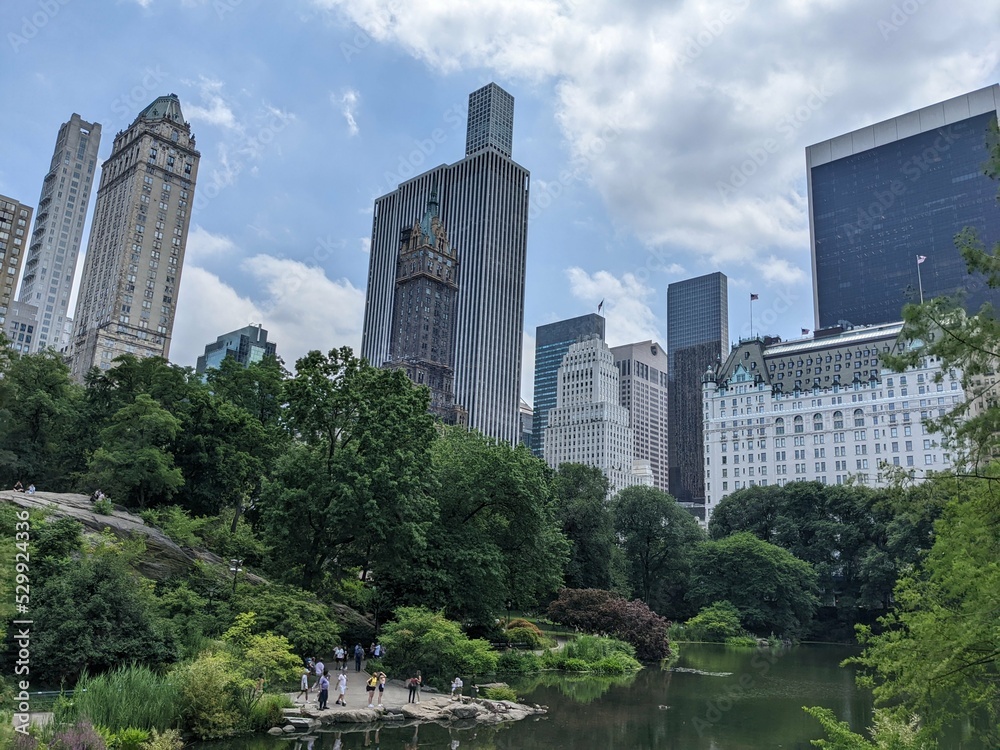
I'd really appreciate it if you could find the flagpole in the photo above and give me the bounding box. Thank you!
[916,256,924,304]
[750,295,754,339]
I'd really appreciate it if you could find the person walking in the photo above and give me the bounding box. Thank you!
[407,671,422,703]
[296,666,311,704]
[315,658,326,680]
[335,645,346,670]
[336,670,348,706]
[318,671,330,710]
[354,643,364,672]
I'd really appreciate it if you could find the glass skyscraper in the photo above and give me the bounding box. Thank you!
[531,313,606,458]
[362,83,529,444]
[667,272,728,507]
[808,84,1000,329]
[195,324,277,375]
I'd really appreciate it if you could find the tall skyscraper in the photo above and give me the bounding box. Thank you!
[531,313,606,457]
[362,83,529,443]
[667,272,728,507]
[808,84,1000,329]
[544,336,651,498]
[195,324,277,375]
[69,94,199,381]
[17,114,101,352]
[612,340,669,492]
[383,188,465,425]
[0,195,33,331]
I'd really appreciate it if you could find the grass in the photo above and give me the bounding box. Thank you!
[73,664,181,731]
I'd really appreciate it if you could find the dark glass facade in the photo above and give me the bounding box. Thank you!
[812,111,1000,328]
[530,313,606,458]
[667,272,728,504]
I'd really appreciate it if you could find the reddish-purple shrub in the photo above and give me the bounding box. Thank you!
[548,588,672,661]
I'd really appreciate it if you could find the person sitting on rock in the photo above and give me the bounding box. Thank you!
[13,481,24,492]
[26,484,35,494]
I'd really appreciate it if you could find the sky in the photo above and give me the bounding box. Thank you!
[1,0,998,404]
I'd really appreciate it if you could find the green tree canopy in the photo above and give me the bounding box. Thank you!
[689,532,819,637]
[613,485,704,619]
[552,463,616,590]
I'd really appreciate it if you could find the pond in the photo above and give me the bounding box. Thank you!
[193,643,983,749]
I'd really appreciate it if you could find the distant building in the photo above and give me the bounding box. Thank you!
[0,195,33,332]
[612,340,669,493]
[531,313,606,457]
[519,398,533,447]
[196,324,277,374]
[383,187,465,425]
[544,335,652,498]
[4,300,39,355]
[808,84,1000,329]
[18,114,101,352]
[69,94,200,381]
[362,82,529,444]
[667,272,728,508]
[702,322,964,524]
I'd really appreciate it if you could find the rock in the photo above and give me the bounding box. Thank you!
[281,724,297,733]
[267,727,284,735]
[449,704,481,720]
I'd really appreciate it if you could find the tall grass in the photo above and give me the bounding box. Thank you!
[74,665,180,731]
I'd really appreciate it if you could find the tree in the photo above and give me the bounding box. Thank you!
[261,347,437,591]
[87,393,184,507]
[613,486,704,619]
[552,463,616,590]
[379,427,568,627]
[683,601,744,642]
[689,532,819,637]
[545,588,672,660]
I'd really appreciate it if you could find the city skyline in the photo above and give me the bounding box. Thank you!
[0,1,998,403]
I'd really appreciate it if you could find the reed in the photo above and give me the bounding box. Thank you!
[74,665,180,731]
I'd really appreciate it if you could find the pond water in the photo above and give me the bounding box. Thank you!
[194,644,983,749]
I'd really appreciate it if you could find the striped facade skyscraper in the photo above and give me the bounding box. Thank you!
[70,95,199,381]
[18,114,101,352]
[362,83,529,443]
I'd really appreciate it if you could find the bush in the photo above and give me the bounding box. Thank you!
[50,720,107,750]
[172,652,240,740]
[496,649,541,674]
[561,658,591,672]
[724,635,760,648]
[504,618,544,636]
[248,694,292,732]
[547,588,672,661]
[685,601,744,642]
[379,607,498,686]
[504,626,545,649]
[482,686,518,702]
[140,729,184,750]
[102,727,150,750]
[74,665,180,731]
[229,586,342,658]
[94,498,114,515]
[140,507,207,549]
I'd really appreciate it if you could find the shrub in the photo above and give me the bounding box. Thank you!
[172,652,240,739]
[140,506,208,549]
[103,728,150,750]
[546,589,672,661]
[561,658,590,672]
[496,650,541,674]
[74,665,180,731]
[504,626,545,649]
[592,654,642,674]
[229,586,342,658]
[50,720,107,750]
[94,498,114,515]
[379,607,498,686]
[684,601,744,642]
[482,686,518,702]
[140,729,184,750]
[724,635,759,648]
[248,694,292,732]
[505,618,544,636]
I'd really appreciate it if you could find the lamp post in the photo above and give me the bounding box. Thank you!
[229,558,244,596]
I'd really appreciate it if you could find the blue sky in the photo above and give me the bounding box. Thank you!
[2,0,998,403]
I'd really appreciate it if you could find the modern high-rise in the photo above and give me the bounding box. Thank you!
[69,95,199,381]
[667,272,729,507]
[808,84,1000,329]
[612,341,669,492]
[17,114,101,352]
[195,324,277,375]
[702,323,963,524]
[4,301,39,355]
[383,188,465,425]
[544,336,652,498]
[0,195,33,331]
[531,313,606,457]
[361,83,529,443]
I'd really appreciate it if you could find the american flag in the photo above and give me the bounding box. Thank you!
[750,293,759,301]
[917,255,927,264]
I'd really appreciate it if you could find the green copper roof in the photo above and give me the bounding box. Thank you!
[134,94,185,125]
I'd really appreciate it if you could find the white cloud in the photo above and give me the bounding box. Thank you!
[172,242,365,370]
[336,88,361,136]
[564,267,661,347]
[184,225,238,263]
[184,77,239,130]
[316,0,999,281]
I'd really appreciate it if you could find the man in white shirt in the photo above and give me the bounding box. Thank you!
[336,671,348,706]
